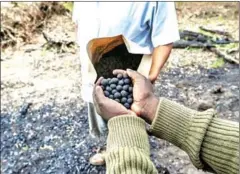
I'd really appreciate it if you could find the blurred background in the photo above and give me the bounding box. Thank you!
[1,2,239,174]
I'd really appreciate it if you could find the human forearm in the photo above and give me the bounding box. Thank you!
[106,116,158,174]
[149,44,173,82]
[149,98,214,169]
[149,98,239,173]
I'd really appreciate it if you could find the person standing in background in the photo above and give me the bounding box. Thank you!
[73,2,180,84]
[72,2,180,165]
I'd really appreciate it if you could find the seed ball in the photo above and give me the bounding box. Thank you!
[112,89,117,94]
[110,84,116,89]
[107,78,111,85]
[114,92,121,99]
[121,97,127,104]
[104,91,110,97]
[116,85,123,91]
[128,93,133,98]
[117,74,123,79]
[124,78,130,84]
[128,86,133,92]
[100,76,134,108]
[112,78,118,83]
[109,78,118,84]
[106,86,112,92]
[124,103,130,109]
[101,79,108,86]
[115,99,120,103]
[123,85,129,91]
[118,80,124,85]
[121,90,128,97]
[127,98,133,104]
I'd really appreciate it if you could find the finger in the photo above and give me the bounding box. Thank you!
[95,77,104,86]
[126,69,143,82]
[94,86,105,104]
[113,69,127,75]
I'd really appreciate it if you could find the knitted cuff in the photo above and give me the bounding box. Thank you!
[107,115,150,155]
[150,98,215,169]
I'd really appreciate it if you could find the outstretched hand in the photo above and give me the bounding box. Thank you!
[113,69,159,123]
[93,77,135,121]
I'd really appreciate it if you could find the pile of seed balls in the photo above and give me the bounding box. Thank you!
[100,73,133,109]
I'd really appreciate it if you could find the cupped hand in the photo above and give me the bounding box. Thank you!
[93,77,135,121]
[113,69,159,123]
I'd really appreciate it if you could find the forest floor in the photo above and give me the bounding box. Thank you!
[1,2,239,174]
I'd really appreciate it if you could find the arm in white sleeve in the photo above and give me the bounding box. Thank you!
[151,2,180,47]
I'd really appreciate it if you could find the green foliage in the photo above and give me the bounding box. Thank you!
[61,2,73,12]
[216,42,239,50]
[185,46,201,51]
[198,28,219,40]
[211,58,225,68]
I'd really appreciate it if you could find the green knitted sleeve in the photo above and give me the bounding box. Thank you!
[201,118,239,174]
[106,116,158,174]
[150,97,239,174]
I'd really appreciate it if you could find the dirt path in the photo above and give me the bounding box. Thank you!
[1,2,239,174]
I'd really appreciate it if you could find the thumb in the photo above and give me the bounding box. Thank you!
[126,69,143,82]
[94,86,105,104]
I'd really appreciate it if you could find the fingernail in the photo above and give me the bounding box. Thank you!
[96,86,101,91]
[127,68,133,72]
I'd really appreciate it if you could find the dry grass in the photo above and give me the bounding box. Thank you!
[0,2,69,49]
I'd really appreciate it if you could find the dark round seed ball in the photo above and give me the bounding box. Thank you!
[121,90,128,97]
[118,80,124,85]
[117,74,123,79]
[107,78,111,85]
[123,85,129,91]
[106,86,112,92]
[110,84,116,89]
[124,103,130,109]
[115,99,120,103]
[112,89,117,94]
[121,97,127,104]
[113,78,119,83]
[101,85,105,90]
[101,79,108,86]
[124,78,130,84]
[109,95,114,99]
[116,85,123,91]
[128,94,133,98]
[127,98,133,104]
[110,78,118,84]
[128,86,133,92]
[114,92,121,99]
[104,91,110,97]
[123,74,128,78]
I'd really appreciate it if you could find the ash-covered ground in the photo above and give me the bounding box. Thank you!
[1,54,238,173]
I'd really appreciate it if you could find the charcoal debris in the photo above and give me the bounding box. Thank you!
[19,103,32,115]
